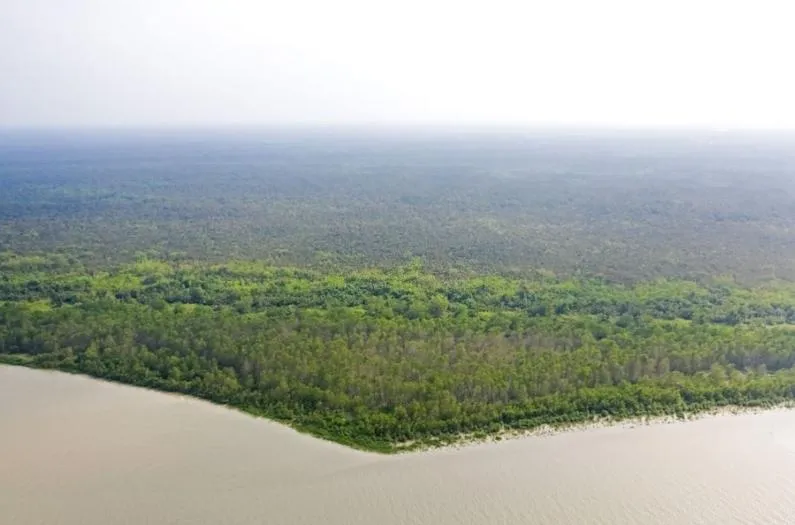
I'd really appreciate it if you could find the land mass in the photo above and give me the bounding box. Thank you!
[4,254,795,451]
[4,130,795,452]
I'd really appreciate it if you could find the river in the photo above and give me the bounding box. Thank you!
[2,365,795,524]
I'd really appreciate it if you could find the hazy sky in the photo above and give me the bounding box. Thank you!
[2,0,793,128]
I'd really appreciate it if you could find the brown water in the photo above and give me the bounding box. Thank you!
[3,365,795,525]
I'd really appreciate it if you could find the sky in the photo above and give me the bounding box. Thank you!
[1,0,794,129]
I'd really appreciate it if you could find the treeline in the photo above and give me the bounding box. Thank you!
[4,253,795,451]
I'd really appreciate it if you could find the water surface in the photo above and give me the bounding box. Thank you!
[2,365,795,524]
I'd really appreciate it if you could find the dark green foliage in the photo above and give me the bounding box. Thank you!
[4,254,795,451]
[3,131,795,282]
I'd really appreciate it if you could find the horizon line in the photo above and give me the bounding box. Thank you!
[2,122,795,134]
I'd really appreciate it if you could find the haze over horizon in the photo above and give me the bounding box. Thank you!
[2,0,794,130]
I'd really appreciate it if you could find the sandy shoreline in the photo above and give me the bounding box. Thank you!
[410,403,795,454]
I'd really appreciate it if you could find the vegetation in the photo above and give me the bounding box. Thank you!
[4,130,795,451]
[3,130,795,283]
[4,252,795,451]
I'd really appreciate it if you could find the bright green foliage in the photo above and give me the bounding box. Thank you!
[4,254,795,451]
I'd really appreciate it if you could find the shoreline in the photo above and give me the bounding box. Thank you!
[3,361,794,456]
[409,403,795,454]
[0,361,377,457]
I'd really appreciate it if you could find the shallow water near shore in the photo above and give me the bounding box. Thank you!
[3,365,795,525]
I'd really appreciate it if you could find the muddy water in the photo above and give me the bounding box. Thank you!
[3,365,795,525]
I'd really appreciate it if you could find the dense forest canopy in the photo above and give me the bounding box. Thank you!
[4,253,795,450]
[3,129,795,282]
[3,129,795,451]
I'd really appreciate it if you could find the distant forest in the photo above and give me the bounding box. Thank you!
[3,129,795,451]
[3,129,795,282]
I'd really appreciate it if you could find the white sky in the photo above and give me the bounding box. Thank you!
[1,0,794,128]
